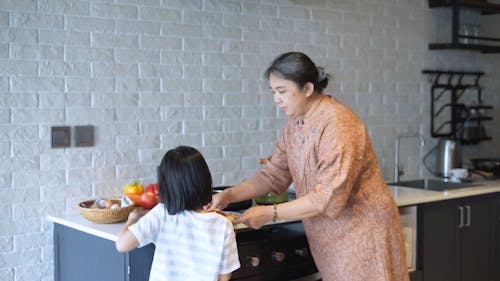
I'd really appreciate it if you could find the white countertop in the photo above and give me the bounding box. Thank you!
[47,211,293,242]
[48,179,500,242]
[389,178,500,206]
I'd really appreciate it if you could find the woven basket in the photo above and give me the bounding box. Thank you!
[78,199,134,224]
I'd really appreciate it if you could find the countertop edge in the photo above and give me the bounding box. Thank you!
[48,214,120,242]
[47,213,298,241]
[49,180,500,241]
[390,183,500,206]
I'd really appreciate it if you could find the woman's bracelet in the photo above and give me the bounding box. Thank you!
[272,203,278,223]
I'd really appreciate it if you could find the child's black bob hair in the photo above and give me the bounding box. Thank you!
[158,145,213,215]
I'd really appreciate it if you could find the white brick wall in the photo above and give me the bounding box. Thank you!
[1,0,500,280]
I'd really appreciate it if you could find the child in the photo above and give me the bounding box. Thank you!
[116,146,240,281]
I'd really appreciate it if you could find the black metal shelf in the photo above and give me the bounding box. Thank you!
[428,0,500,53]
[429,42,500,53]
[429,0,500,14]
[456,116,493,122]
[468,105,493,109]
[422,70,485,75]
[422,70,493,145]
[461,136,492,144]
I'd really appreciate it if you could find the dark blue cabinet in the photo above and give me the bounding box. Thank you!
[53,224,154,281]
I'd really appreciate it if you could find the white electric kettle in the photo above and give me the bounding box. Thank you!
[437,138,460,178]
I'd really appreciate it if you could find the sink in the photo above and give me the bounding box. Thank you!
[388,179,480,191]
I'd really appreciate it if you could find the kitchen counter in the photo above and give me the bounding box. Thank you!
[47,210,296,241]
[389,178,500,206]
[47,210,293,242]
[47,179,500,242]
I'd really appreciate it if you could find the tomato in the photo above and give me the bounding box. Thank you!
[145,183,160,196]
[140,192,159,209]
[124,180,144,195]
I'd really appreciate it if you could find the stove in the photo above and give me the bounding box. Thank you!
[231,222,319,281]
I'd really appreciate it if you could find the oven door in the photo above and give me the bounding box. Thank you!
[232,222,319,281]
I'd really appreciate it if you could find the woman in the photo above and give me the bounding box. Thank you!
[209,52,409,281]
[116,146,240,281]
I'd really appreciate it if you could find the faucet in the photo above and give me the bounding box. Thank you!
[394,133,425,182]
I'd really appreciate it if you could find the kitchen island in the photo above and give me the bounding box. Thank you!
[48,179,500,281]
[49,213,319,281]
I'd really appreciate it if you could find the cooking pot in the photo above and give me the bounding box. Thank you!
[254,190,288,205]
[253,157,290,204]
[213,186,252,211]
[470,158,500,177]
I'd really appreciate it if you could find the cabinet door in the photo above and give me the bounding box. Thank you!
[129,243,155,281]
[494,198,500,281]
[54,224,127,281]
[461,197,492,281]
[421,200,461,281]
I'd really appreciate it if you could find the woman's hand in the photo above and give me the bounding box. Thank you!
[235,205,274,229]
[204,190,231,211]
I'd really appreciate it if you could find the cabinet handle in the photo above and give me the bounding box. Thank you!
[465,205,471,227]
[457,206,464,228]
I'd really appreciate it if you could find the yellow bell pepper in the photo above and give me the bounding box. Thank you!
[124,180,144,195]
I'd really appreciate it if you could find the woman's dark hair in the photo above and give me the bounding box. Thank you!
[264,52,329,92]
[158,145,213,215]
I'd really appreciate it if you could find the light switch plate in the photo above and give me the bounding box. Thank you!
[51,126,71,148]
[74,125,94,147]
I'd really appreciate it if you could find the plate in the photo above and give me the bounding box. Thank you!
[223,211,241,223]
[202,209,241,223]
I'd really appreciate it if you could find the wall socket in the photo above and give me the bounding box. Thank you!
[74,125,94,147]
[51,125,95,148]
[51,126,71,148]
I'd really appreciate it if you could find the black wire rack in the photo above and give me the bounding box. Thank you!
[422,69,493,144]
